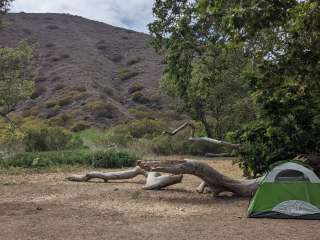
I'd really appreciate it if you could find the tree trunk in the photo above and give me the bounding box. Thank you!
[67,166,183,190]
[199,113,214,138]
[138,159,262,197]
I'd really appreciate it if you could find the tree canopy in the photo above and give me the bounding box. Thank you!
[149,0,320,175]
[0,41,34,118]
[0,0,12,26]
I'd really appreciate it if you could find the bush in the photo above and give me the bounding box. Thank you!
[57,91,89,107]
[131,92,150,104]
[0,149,138,169]
[84,100,118,119]
[0,125,25,159]
[127,57,142,66]
[71,122,90,132]
[21,118,82,151]
[117,68,139,81]
[113,119,166,139]
[128,83,144,94]
[30,86,46,99]
[128,107,157,120]
[230,121,297,177]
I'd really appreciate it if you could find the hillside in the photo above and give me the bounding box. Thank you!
[0,13,175,129]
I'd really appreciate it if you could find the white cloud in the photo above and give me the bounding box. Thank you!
[10,0,154,33]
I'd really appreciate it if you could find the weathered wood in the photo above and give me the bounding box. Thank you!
[138,159,262,197]
[189,137,240,148]
[67,166,182,190]
[67,166,147,182]
[143,172,183,190]
[163,122,196,137]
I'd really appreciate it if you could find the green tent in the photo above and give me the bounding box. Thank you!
[248,161,320,219]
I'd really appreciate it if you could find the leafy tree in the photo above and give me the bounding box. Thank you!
[0,41,34,127]
[150,0,320,175]
[149,0,255,138]
[0,0,12,26]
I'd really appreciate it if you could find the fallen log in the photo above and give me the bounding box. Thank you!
[138,159,262,197]
[67,166,147,182]
[189,137,240,148]
[67,166,183,190]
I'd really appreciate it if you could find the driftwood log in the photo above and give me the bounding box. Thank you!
[67,159,261,197]
[138,159,262,197]
[67,166,183,190]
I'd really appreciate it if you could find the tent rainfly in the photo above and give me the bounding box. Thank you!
[248,161,320,219]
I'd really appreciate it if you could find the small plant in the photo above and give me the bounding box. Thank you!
[131,92,150,104]
[128,83,144,94]
[117,68,139,81]
[84,100,118,119]
[30,86,46,99]
[21,118,80,152]
[126,57,143,66]
[71,122,90,132]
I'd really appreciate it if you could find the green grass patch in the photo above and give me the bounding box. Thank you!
[0,149,138,169]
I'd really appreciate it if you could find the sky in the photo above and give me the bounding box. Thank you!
[10,0,154,33]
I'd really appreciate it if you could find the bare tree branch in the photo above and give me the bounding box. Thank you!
[163,122,196,137]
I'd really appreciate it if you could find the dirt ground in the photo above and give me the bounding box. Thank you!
[0,158,319,240]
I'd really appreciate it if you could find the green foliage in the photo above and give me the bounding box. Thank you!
[0,0,12,27]
[149,0,254,138]
[84,100,118,119]
[128,83,144,94]
[0,41,34,113]
[131,92,150,104]
[0,124,25,158]
[113,119,166,139]
[30,85,46,99]
[127,57,143,66]
[150,0,320,175]
[0,149,138,169]
[70,122,90,132]
[117,68,139,81]
[21,118,83,152]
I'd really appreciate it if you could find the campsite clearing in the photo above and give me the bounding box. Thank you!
[0,158,319,240]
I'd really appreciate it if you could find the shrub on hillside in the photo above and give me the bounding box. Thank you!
[30,86,46,99]
[128,83,144,94]
[85,100,118,119]
[117,68,139,81]
[131,92,150,104]
[21,118,83,151]
[113,119,166,139]
[126,57,143,66]
[70,122,90,132]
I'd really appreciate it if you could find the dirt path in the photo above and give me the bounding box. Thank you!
[0,159,319,240]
